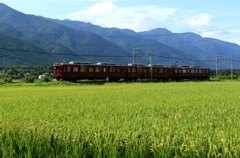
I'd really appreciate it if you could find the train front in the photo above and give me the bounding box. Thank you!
[53,63,63,80]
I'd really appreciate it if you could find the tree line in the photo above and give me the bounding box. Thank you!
[0,65,240,80]
[0,65,53,79]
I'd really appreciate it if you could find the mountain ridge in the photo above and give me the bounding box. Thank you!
[0,3,239,69]
[0,3,133,65]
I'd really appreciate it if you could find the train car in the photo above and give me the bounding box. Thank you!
[126,63,146,81]
[53,62,127,81]
[150,65,174,80]
[53,62,210,81]
[126,64,175,81]
[173,66,210,80]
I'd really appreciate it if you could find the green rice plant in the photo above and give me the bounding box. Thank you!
[1,81,240,157]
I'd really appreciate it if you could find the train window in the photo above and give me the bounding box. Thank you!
[103,68,107,72]
[178,69,182,73]
[132,68,136,72]
[195,69,199,73]
[191,69,194,73]
[149,68,152,73]
[187,69,190,73]
[138,68,142,73]
[54,67,60,72]
[154,69,158,73]
[67,66,71,72]
[64,67,66,72]
[89,67,93,72]
[117,68,121,72]
[175,69,178,73]
[206,69,209,73]
[73,67,78,72]
[96,67,102,72]
[81,67,86,72]
[199,69,202,73]
[110,67,115,72]
[164,69,168,73]
[202,69,206,73]
[183,69,186,73]
[159,69,163,73]
[143,68,147,73]
[128,68,131,72]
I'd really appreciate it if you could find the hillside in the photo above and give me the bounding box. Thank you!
[56,20,240,68]
[53,19,204,66]
[0,3,240,68]
[0,29,55,65]
[0,3,131,65]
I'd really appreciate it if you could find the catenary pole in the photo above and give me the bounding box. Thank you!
[231,55,233,79]
[150,49,152,82]
[216,53,222,80]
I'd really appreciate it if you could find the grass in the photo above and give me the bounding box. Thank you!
[1,81,240,157]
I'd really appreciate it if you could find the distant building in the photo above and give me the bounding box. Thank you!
[39,72,53,79]
[24,73,31,77]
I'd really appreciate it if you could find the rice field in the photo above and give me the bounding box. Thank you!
[1,81,240,157]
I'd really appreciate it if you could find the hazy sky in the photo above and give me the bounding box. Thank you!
[1,0,240,44]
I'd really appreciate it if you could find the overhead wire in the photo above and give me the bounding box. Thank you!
[0,47,231,63]
[0,47,133,58]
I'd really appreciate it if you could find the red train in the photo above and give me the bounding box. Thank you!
[53,61,210,81]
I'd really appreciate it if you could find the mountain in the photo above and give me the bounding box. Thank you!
[0,3,239,69]
[55,20,240,69]
[0,3,131,65]
[138,29,205,58]
[138,29,240,68]
[0,27,55,65]
[52,19,205,66]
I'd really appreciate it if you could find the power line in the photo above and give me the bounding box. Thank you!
[199,26,240,33]
[0,47,132,58]
[0,46,220,63]
[152,54,215,62]
[2,46,240,68]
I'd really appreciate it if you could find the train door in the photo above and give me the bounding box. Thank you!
[53,65,58,76]
[53,64,63,79]
[125,67,129,80]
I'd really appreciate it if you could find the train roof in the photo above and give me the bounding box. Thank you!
[148,64,164,67]
[54,62,210,69]
[96,62,116,65]
[69,61,91,64]
[128,63,145,66]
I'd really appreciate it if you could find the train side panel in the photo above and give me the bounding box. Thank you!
[53,63,127,81]
[174,67,210,80]
[53,63,210,81]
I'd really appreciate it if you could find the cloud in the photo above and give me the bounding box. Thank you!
[66,1,176,31]
[181,13,212,28]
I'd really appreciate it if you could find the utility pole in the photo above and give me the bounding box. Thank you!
[174,60,179,66]
[2,57,4,75]
[146,49,153,82]
[216,53,223,80]
[231,55,233,80]
[150,49,152,82]
[132,46,141,64]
